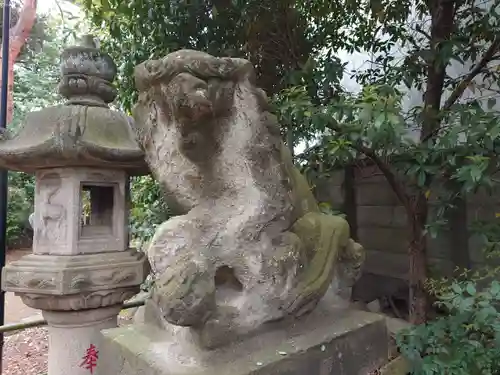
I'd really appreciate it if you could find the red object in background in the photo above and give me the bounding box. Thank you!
[80,344,99,374]
[2,0,37,125]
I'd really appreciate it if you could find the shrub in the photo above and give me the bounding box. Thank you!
[397,278,500,375]
[129,175,172,250]
[6,172,34,248]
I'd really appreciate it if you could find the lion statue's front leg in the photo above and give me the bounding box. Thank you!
[284,213,365,316]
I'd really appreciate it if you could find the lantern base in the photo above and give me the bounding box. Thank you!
[1,249,149,310]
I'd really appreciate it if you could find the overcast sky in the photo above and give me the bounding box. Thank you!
[38,0,80,16]
[39,0,59,15]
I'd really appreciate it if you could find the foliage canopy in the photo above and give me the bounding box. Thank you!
[79,0,500,326]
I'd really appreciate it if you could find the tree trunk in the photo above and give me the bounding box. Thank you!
[1,0,37,125]
[408,193,429,324]
[407,0,456,324]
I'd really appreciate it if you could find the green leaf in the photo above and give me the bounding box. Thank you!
[490,281,500,297]
[417,170,426,187]
[470,166,482,182]
[451,283,462,294]
[458,297,474,311]
[466,283,476,296]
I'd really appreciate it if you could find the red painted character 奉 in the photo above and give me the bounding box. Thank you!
[80,344,99,374]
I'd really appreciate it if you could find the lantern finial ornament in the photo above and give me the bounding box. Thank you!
[0,35,147,174]
[58,34,117,106]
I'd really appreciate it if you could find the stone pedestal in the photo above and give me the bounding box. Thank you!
[44,306,122,375]
[102,305,389,375]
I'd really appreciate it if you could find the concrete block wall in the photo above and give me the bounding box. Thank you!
[354,165,455,280]
[310,164,496,283]
[311,170,345,212]
[466,187,500,267]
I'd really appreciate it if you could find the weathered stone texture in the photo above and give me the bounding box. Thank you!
[103,307,388,375]
[132,49,364,348]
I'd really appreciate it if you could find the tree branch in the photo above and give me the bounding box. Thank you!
[420,36,500,144]
[353,144,412,212]
[324,118,412,212]
[54,0,66,24]
[443,36,500,111]
[414,24,432,42]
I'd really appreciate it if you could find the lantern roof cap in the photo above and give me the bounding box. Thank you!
[0,34,148,175]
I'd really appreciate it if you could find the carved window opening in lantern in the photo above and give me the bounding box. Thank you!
[79,183,115,237]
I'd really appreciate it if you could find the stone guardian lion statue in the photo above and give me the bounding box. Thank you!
[132,50,365,348]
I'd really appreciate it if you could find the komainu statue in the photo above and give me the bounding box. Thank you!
[133,50,365,348]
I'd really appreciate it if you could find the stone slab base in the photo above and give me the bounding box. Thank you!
[102,308,388,375]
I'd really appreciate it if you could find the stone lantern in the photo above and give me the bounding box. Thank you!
[0,35,149,375]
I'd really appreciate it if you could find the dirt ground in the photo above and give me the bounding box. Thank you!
[3,249,46,375]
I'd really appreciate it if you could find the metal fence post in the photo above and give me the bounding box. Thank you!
[0,1,11,372]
